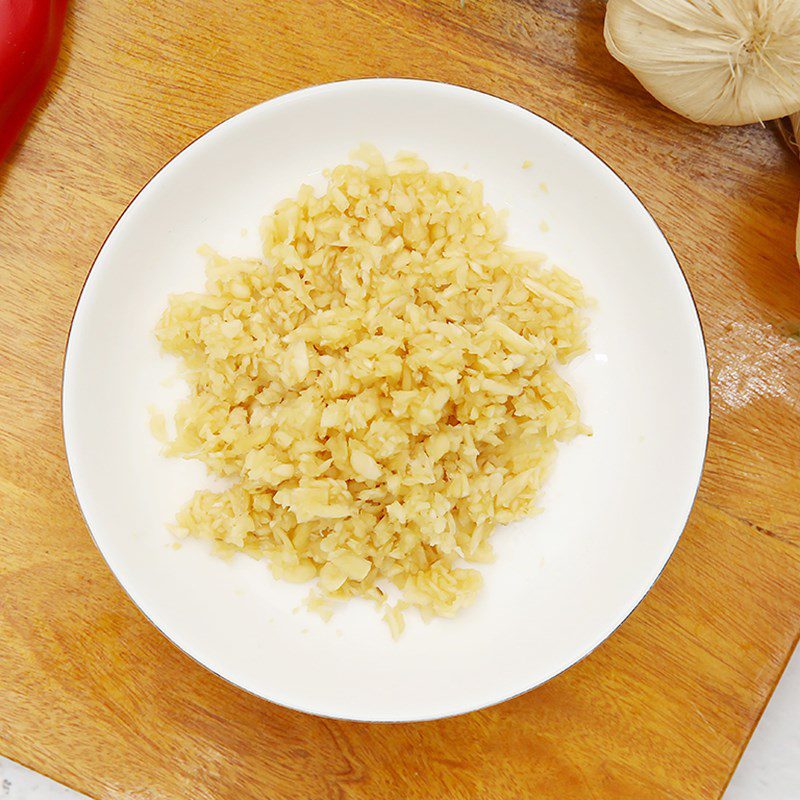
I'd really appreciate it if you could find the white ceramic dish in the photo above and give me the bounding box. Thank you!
[62,79,709,722]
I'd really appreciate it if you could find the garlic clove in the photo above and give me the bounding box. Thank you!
[605,0,800,126]
[796,197,799,269]
[793,113,800,268]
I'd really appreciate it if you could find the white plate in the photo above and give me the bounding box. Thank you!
[62,79,709,721]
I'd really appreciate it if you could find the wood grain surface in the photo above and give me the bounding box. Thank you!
[1,1,799,798]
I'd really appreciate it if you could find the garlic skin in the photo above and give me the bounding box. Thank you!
[605,0,800,126]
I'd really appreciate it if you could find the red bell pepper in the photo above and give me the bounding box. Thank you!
[0,0,68,162]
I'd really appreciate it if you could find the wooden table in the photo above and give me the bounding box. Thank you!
[2,2,799,798]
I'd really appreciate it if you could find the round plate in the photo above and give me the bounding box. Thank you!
[62,79,709,722]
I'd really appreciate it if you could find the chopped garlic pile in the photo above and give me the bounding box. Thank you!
[155,146,588,635]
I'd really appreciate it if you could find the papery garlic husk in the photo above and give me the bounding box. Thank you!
[605,0,800,126]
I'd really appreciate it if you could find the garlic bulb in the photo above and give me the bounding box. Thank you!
[605,0,800,126]
[793,113,800,266]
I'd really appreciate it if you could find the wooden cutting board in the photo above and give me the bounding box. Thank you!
[1,1,798,798]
